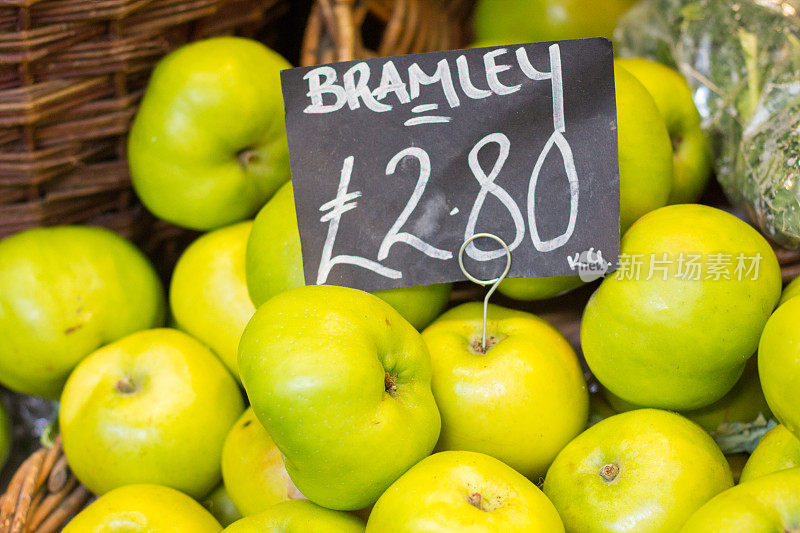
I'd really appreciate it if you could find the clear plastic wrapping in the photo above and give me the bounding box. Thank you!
[616,0,800,248]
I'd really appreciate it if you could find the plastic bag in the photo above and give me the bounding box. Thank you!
[615,0,800,248]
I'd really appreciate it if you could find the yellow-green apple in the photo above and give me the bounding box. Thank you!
[422,303,588,479]
[740,425,800,483]
[779,275,800,306]
[246,182,451,330]
[582,204,781,410]
[0,226,164,398]
[603,357,771,436]
[617,58,712,204]
[238,285,441,510]
[544,409,733,533]
[128,37,291,230]
[367,450,564,532]
[203,485,243,527]
[615,59,675,232]
[222,407,304,516]
[63,484,222,532]
[224,501,365,533]
[497,275,585,301]
[0,400,9,469]
[496,62,673,301]
[680,468,800,532]
[674,357,771,435]
[473,0,637,42]
[60,328,244,498]
[170,221,255,378]
[760,296,800,438]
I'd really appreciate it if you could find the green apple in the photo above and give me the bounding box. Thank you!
[473,0,637,43]
[224,501,365,532]
[675,356,771,435]
[680,468,800,532]
[238,285,441,510]
[422,303,588,479]
[614,62,674,232]
[222,407,304,516]
[740,425,800,483]
[497,275,585,301]
[582,204,782,410]
[203,485,243,527]
[496,62,673,301]
[759,296,800,438]
[603,356,772,436]
[779,275,800,306]
[367,450,564,532]
[128,37,291,230]
[63,484,222,532]
[617,58,713,204]
[544,409,733,533]
[0,399,10,469]
[170,221,255,378]
[0,226,165,398]
[373,284,452,332]
[246,182,451,330]
[60,328,244,498]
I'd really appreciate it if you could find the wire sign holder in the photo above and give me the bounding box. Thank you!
[458,233,512,352]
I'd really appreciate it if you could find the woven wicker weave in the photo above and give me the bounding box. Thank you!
[0,0,284,257]
[0,1,473,530]
[0,437,87,533]
[302,0,472,65]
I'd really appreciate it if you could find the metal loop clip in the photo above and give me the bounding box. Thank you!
[457,233,512,351]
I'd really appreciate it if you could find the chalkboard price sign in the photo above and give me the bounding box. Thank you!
[281,38,619,292]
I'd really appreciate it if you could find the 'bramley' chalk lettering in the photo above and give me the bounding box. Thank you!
[304,46,548,118]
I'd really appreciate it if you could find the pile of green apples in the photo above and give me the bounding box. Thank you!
[1,31,800,533]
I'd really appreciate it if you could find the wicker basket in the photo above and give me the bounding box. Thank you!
[0,437,86,533]
[301,0,472,64]
[0,1,473,530]
[0,0,286,272]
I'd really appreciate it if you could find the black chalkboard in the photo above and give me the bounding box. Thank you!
[281,38,619,292]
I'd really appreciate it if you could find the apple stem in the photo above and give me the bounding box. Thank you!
[470,335,499,355]
[599,463,619,482]
[384,372,398,396]
[237,148,260,169]
[115,375,136,395]
[466,492,484,511]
